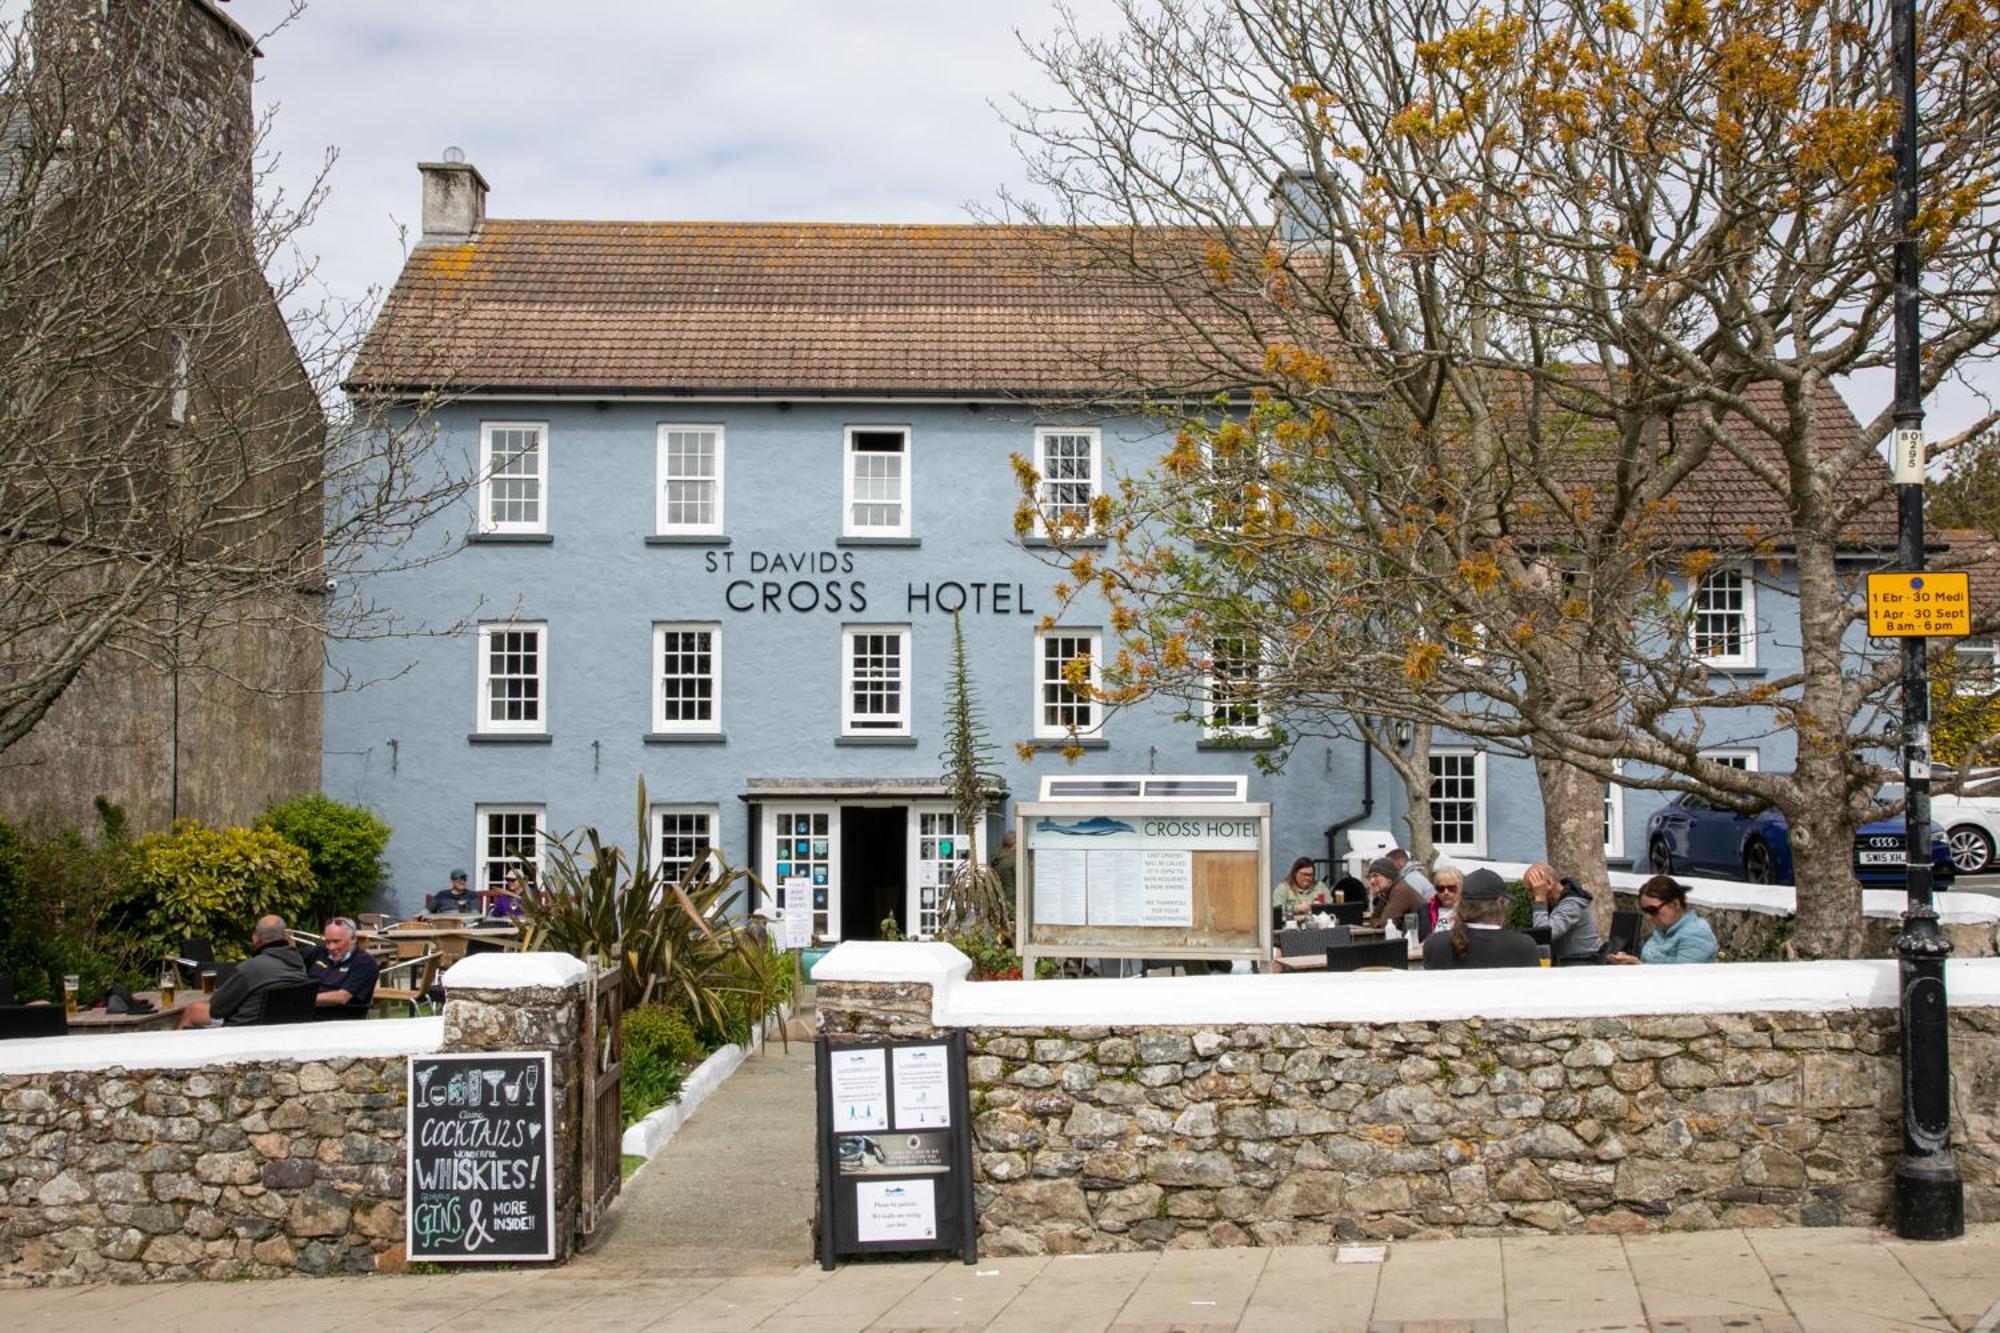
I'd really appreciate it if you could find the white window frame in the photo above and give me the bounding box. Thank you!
[842,425,911,538]
[1603,760,1625,860]
[1032,426,1101,537]
[908,803,973,942]
[653,804,718,889]
[1690,564,1757,668]
[479,421,549,535]
[473,804,545,898]
[475,621,548,735]
[1203,636,1271,739]
[1033,627,1103,739]
[651,622,721,734]
[1953,636,1998,697]
[1428,748,1487,857]
[655,424,725,535]
[841,624,912,736]
[1198,431,1264,535]
[767,803,839,942]
[1699,747,1760,772]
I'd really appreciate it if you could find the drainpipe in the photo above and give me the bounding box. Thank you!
[1322,739,1374,876]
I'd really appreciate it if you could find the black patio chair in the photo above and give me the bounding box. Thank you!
[175,937,216,985]
[254,982,320,1026]
[1278,926,1350,958]
[0,1004,69,1038]
[0,976,15,1006]
[1326,939,1409,972]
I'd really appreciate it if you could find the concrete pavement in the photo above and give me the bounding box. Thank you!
[5,1226,1997,1331]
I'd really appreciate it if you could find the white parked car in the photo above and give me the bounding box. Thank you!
[1884,774,2000,874]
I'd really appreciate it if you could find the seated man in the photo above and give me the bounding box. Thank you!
[1421,869,1542,970]
[177,915,307,1027]
[303,917,379,1018]
[1524,862,1604,964]
[426,869,479,915]
[1363,857,1427,929]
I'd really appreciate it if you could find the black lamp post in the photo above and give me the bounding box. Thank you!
[1889,0,1965,1242]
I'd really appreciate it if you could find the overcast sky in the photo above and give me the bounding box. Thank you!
[185,1,1988,436]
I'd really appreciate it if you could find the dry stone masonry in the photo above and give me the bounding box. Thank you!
[818,971,2000,1255]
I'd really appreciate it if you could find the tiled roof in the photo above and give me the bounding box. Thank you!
[347,220,1249,398]
[1939,529,2000,614]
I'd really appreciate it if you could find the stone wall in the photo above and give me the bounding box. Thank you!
[1608,893,1998,961]
[818,974,2000,1255]
[0,1055,406,1283]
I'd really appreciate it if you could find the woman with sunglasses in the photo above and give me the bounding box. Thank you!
[1607,875,1717,964]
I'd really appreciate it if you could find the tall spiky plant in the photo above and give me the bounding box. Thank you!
[938,612,1010,939]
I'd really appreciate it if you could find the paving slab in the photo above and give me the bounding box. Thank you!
[1881,1224,2000,1329]
[1619,1229,1791,1322]
[868,1255,1049,1329]
[757,1260,937,1332]
[651,1269,838,1332]
[1747,1227,1956,1332]
[1112,1246,1271,1327]
[1501,1234,1647,1332]
[1371,1238,1506,1327]
[1237,1246,1380,1332]
[986,1252,1158,1333]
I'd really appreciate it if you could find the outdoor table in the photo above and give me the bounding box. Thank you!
[65,989,196,1032]
[360,923,520,966]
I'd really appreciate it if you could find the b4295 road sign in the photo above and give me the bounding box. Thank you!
[1866,571,1972,638]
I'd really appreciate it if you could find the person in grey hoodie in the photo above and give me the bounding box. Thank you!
[1524,862,1603,964]
[177,915,307,1027]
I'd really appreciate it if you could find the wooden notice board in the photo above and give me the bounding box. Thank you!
[1016,800,1271,968]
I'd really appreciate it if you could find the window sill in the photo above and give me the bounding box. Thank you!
[1022,536,1109,549]
[836,536,921,548]
[468,533,554,545]
[468,733,553,745]
[835,734,919,747]
[1022,737,1110,751]
[1197,735,1279,750]
[644,732,727,745]
[1702,665,1767,679]
[645,535,730,547]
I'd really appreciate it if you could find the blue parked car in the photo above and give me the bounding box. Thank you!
[1646,792,1955,886]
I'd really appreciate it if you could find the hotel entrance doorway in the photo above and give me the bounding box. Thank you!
[840,805,908,940]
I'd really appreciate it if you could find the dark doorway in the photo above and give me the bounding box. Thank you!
[841,806,907,940]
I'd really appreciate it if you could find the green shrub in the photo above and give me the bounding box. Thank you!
[0,800,149,1002]
[130,821,316,961]
[622,1004,701,1125]
[254,794,392,924]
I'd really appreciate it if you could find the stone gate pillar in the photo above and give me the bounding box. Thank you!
[438,952,589,1262]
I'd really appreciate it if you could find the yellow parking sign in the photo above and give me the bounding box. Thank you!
[1866,571,1972,638]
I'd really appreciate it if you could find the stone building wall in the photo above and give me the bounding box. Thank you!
[1607,892,1998,961]
[818,978,2000,1256]
[0,1055,407,1283]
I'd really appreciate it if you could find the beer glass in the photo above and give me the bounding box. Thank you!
[157,965,177,1009]
[200,969,217,996]
[62,975,79,1015]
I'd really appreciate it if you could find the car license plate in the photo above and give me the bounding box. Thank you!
[1857,850,1904,866]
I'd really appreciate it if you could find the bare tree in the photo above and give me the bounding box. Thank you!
[1008,0,2000,955]
[0,0,474,763]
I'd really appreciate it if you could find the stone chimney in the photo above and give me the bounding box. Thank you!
[418,148,487,243]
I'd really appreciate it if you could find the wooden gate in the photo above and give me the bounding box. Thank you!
[578,959,624,1239]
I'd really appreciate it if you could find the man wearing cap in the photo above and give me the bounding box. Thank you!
[1422,869,1542,969]
[426,869,479,915]
[1363,857,1427,929]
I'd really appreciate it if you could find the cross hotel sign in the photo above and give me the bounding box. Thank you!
[1865,571,1971,639]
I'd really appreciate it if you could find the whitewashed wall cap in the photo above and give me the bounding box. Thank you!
[0,1016,444,1076]
[811,941,973,990]
[442,951,590,991]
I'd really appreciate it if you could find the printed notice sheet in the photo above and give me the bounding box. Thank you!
[1140,849,1194,926]
[855,1178,937,1244]
[891,1044,952,1129]
[829,1047,889,1132]
[1086,849,1144,926]
[1036,848,1087,924]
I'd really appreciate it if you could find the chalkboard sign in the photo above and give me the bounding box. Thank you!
[815,1033,976,1269]
[406,1051,555,1262]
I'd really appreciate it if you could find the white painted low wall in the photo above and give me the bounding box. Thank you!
[0,1015,444,1076]
[811,939,2000,1029]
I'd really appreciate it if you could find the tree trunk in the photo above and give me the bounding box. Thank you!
[1787,531,1867,959]
[1373,723,1435,863]
[1534,751,1616,935]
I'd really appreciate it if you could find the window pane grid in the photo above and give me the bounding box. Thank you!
[658,811,713,887]
[661,429,717,528]
[1430,753,1478,848]
[916,811,968,940]
[1040,633,1097,732]
[1692,569,1747,661]
[481,810,541,895]
[848,632,905,728]
[1208,638,1264,731]
[658,627,715,726]
[1039,432,1095,527]
[486,427,543,529]
[773,810,831,939]
[485,628,541,725]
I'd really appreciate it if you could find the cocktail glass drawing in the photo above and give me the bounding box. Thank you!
[414,1065,438,1105]
[483,1070,505,1105]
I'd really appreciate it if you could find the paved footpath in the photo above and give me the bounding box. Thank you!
[5,1031,1998,1330]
